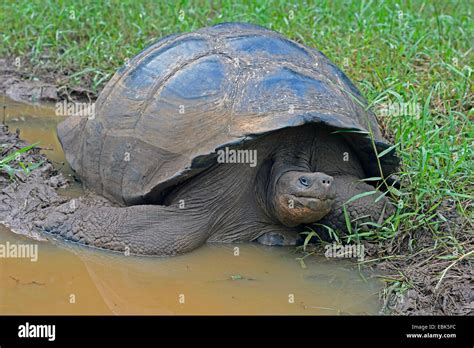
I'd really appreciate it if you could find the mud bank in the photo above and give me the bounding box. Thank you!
[0,124,65,239]
[0,58,97,105]
[0,124,110,241]
[376,220,473,315]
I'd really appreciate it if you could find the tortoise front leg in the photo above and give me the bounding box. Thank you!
[319,175,395,234]
[35,202,211,256]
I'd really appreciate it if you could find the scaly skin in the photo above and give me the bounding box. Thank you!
[320,175,396,232]
[38,202,210,256]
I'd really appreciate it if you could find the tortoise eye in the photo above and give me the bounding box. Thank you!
[299,177,309,187]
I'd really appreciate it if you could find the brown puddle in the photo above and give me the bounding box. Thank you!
[0,96,383,315]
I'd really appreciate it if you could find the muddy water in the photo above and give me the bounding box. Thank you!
[0,96,383,315]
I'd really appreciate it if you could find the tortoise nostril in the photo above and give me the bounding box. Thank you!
[314,173,333,190]
[321,177,332,186]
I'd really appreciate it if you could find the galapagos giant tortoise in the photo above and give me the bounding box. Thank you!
[41,23,398,256]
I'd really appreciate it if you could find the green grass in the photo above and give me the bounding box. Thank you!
[0,143,44,179]
[1,0,473,309]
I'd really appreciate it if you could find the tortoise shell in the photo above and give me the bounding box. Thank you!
[58,22,398,205]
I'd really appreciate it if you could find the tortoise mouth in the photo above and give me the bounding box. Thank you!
[292,192,336,202]
[280,194,334,224]
[287,194,335,210]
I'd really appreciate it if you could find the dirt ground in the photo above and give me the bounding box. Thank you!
[0,124,67,240]
[369,224,473,315]
[0,68,472,316]
[0,57,96,105]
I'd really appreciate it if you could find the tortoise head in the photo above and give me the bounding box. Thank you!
[272,171,335,227]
